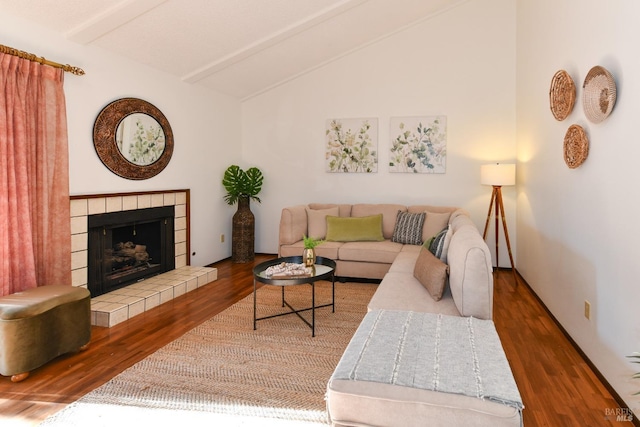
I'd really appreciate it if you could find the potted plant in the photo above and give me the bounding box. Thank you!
[302,234,324,267]
[222,165,264,263]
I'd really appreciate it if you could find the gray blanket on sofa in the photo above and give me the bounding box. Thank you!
[332,310,523,412]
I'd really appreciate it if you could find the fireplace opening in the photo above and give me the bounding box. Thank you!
[88,206,175,297]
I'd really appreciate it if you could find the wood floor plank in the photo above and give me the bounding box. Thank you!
[0,256,635,426]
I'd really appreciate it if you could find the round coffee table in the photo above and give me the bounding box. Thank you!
[253,256,336,337]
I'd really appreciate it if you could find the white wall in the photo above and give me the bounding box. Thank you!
[516,0,640,412]
[242,0,517,263]
[2,12,242,266]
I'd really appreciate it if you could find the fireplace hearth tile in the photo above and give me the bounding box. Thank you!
[90,266,217,327]
[186,278,198,292]
[174,282,186,298]
[144,293,161,311]
[129,300,145,318]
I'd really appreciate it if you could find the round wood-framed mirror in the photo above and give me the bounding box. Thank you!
[93,98,174,180]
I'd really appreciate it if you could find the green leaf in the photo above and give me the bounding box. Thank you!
[222,165,263,205]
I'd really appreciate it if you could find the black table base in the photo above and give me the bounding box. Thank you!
[253,256,336,337]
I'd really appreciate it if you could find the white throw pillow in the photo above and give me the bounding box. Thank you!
[422,211,451,243]
[306,206,339,239]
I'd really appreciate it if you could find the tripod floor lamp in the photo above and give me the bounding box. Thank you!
[481,163,517,284]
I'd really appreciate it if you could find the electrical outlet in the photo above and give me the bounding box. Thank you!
[584,300,591,320]
[220,234,225,243]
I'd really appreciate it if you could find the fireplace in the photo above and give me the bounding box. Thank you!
[87,206,175,297]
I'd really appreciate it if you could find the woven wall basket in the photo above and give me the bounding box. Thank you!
[549,70,576,121]
[582,66,617,123]
[563,124,589,169]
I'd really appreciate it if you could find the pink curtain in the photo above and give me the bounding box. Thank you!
[0,53,71,296]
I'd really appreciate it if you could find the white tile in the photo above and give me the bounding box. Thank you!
[122,195,138,211]
[160,288,173,304]
[87,198,106,215]
[128,300,145,317]
[176,192,187,204]
[197,274,210,287]
[175,204,186,217]
[71,250,88,270]
[137,194,152,209]
[109,306,129,327]
[207,269,218,283]
[151,193,164,207]
[186,278,198,292]
[71,267,87,287]
[145,293,160,310]
[70,199,88,217]
[106,196,123,212]
[163,193,176,206]
[175,216,187,231]
[95,311,109,327]
[175,241,187,256]
[175,229,187,244]
[176,254,187,268]
[173,282,187,297]
[71,233,87,252]
[70,216,87,234]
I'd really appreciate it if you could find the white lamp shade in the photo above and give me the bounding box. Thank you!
[481,163,516,186]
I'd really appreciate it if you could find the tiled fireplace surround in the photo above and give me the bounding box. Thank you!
[70,190,217,327]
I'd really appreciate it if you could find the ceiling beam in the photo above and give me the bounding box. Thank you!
[66,0,168,44]
[182,0,369,84]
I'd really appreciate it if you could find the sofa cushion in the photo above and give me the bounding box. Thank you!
[326,214,384,242]
[327,311,522,427]
[413,248,449,301]
[338,240,402,264]
[368,271,460,315]
[423,211,452,243]
[351,204,406,239]
[306,206,339,239]
[308,203,352,217]
[279,241,342,260]
[391,210,426,245]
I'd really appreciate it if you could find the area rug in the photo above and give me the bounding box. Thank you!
[40,281,377,426]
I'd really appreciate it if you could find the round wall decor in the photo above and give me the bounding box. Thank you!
[563,124,589,169]
[582,66,616,124]
[549,70,576,121]
[93,98,174,180]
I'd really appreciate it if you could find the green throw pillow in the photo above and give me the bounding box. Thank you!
[325,214,385,242]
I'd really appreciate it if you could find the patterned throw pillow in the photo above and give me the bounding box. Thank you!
[428,225,452,262]
[391,210,426,245]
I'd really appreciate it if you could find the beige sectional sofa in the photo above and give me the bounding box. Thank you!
[278,203,523,426]
[278,203,493,318]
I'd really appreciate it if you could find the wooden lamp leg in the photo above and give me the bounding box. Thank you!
[483,185,518,286]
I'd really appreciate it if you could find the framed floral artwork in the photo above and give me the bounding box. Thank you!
[325,118,378,173]
[389,116,447,173]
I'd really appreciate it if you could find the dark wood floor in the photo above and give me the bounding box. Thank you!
[0,255,635,426]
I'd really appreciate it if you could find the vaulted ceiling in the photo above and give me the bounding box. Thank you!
[2,0,465,99]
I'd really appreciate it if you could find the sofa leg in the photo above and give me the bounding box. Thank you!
[11,372,29,382]
[79,342,90,351]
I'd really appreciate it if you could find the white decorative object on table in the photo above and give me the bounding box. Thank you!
[264,262,311,278]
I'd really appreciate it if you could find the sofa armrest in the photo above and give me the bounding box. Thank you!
[279,205,308,247]
[447,216,494,319]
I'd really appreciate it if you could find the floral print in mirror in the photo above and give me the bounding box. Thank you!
[116,113,166,166]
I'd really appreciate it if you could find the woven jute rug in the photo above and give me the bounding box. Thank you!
[40,281,377,426]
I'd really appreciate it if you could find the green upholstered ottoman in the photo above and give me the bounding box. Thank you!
[327,310,523,426]
[0,285,91,382]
